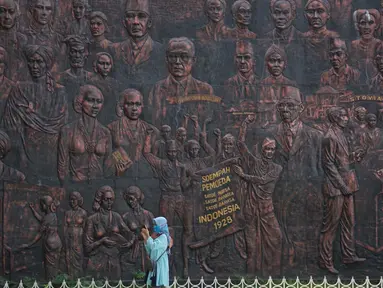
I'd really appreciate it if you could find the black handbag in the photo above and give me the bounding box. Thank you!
[145,247,169,285]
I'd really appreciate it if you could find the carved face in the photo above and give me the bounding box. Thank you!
[96,54,112,77]
[126,194,139,209]
[305,1,329,29]
[272,0,294,30]
[355,109,366,121]
[329,48,347,70]
[206,0,224,23]
[82,89,103,117]
[90,16,105,36]
[358,14,378,40]
[188,142,200,158]
[236,52,254,74]
[166,43,194,79]
[367,116,377,128]
[335,109,349,128]
[235,2,251,26]
[277,100,302,123]
[262,145,276,160]
[0,0,17,29]
[166,146,178,161]
[27,53,46,79]
[176,129,187,144]
[222,139,235,155]
[267,52,285,77]
[0,55,5,77]
[32,0,53,26]
[123,92,142,120]
[161,127,171,140]
[101,191,114,211]
[69,44,86,68]
[375,53,383,74]
[39,198,50,213]
[124,10,150,38]
[70,195,79,209]
[72,1,85,20]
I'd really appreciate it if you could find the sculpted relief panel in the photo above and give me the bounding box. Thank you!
[1,0,383,282]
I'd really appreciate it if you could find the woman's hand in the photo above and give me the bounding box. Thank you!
[141,226,150,240]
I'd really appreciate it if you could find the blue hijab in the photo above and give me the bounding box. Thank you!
[153,217,171,253]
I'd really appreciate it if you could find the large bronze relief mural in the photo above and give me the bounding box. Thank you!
[2,0,383,282]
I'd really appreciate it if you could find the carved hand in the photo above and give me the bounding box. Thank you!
[213,128,221,137]
[233,165,245,177]
[244,114,256,124]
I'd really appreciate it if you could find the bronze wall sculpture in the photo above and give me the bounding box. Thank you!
[1,0,383,281]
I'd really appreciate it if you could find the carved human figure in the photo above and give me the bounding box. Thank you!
[175,127,187,162]
[0,129,25,182]
[0,47,14,123]
[351,9,381,80]
[108,89,158,177]
[302,0,339,62]
[224,40,258,108]
[153,125,172,159]
[216,132,238,163]
[89,11,112,51]
[150,37,217,127]
[234,115,283,276]
[265,0,302,49]
[319,106,366,274]
[226,0,256,40]
[259,45,297,123]
[121,186,154,272]
[143,132,190,277]
[196,0,228,45]
[18,196,62,280]
[84,186,135,279]
[56,35,93,120]
[64,191,87,279]
[320,38,360,92]
[63,0,91,40]
[369,42,383,95]
[111,0,164,90]
[88,52,120,125]
[24,0,63,53]
[361,113,382,153]
[0,0,27,80]
[57,85,113,185]
[268,86,323,272]
[349,106,367,146]
[3,45,67,184]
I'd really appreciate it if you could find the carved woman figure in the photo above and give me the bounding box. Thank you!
[64,0,91,40]
[64,191,87,279]
[57,84,113,186]
[3,45,67,184]
[351,9,381,80]
[89,11,112,51]
[84,185,135,279]
[18,196,62,280]
[121,186,154,272]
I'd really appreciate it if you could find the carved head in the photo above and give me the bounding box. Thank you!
[187,139,200,159]
[354,106,367,122]
[166,37,196,79]
[69,191,83,209]
[327,106,349,128]
[93,52,113,77]
[0,0,20,30]
[235,40,255,75]
[232,0,251,27]
[0,129,11,159]
[304,0,330,30]
[98,185,115,211]
[123,186,145,208]
[28,0,55,27]
[0,46,7,77]
[270,0,296,30]
[90,11,109,36]
[161,125,172,140]
[353,9,380,40]
[75,85,104,117]
[374,42,383,74]
[329,38,348,70]
[366,113,377,128]
[40,195,60,213]
[166,140,178,161]
[24,45,53,79]
[72,0,89,20]
[265,44,287,77]
[204,0,226,23]
[123,0,151,39]
[118,88,143,120]
[92,188,103,212]
[276,86,304,123]
[176,127,187,144]
[64,35,88,69]
[222,133,235,155]
[261,137,276,160]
